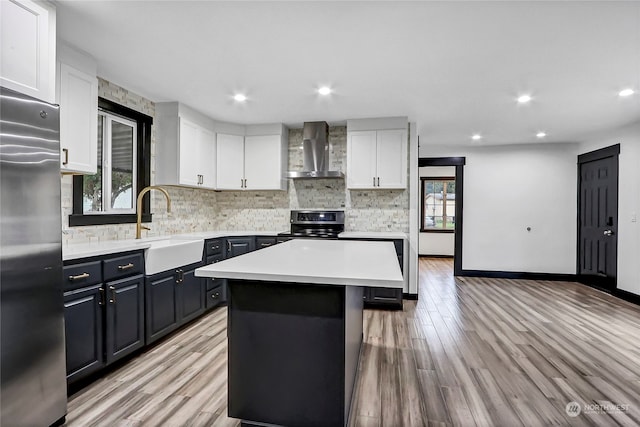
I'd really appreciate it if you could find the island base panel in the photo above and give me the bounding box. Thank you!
[228,279,363,427]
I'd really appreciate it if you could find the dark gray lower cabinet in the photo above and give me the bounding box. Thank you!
[105,275,145,364]
[180,269,205,324]
[226,237,255,258]
[64,274,145,383]
[363,238,404,308]
[206,281,225,309]
[255,236,277,250]
[145,265,204,344]
[145,274,178,344]
[64,285,104,383]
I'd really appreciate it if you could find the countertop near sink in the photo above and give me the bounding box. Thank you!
[63,240,153,261]
[62,230,286,261]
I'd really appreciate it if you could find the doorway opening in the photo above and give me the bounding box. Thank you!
[418,157,465,276]
[577,144,620,292]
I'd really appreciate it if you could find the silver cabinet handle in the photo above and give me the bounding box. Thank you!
[99,287,105,306]
[373,177,375,186]
[109,285,116,304]
[244,179,247,188]
[118,263,134,271]
[62,148,69,166]
[240,178,244,188]
[603,230,614,236]
[69,272,89,281]
[377,177,380,186]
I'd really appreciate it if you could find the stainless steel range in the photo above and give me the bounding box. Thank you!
[278,210,345,239]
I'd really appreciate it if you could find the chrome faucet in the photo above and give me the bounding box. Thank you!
[136,186,171,239]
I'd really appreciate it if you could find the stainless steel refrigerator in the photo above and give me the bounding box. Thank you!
[1,87,67,426]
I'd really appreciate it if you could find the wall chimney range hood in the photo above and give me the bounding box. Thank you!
[286,121,344,179]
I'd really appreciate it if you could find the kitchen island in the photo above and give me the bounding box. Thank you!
[195,239,403,427]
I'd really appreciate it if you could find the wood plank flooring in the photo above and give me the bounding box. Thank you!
[66,258,640,426]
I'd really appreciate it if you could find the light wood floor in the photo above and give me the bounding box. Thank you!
[66,258,640,426]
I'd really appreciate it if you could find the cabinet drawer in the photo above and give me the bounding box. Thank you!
[256,237,277,249]
[206,285,224,309]
[206,277,225,291]
[206,254,224,265]
[206,239,224,256]
[63,261,102,291]
[103,253,144,282]
[366,287,403,307]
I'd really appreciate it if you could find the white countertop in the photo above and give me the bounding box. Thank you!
[63,240,153,261]
[338,231,407,240]
[62,230,406,261]
[195,239,404,288]
[62,230,285,261]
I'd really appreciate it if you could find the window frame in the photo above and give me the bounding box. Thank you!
[69,97,152,227]
[420,176,455,233]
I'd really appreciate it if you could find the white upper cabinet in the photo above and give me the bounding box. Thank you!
[216,124,287,191]
[177,118,201,187]
[216,133,244,190]
[375,129,406,188]
[1,0,56,103]
[346,131,377,188]
[244,134,286,190]
[57,43,98,174]
[156,102,216,189]
[346,118,407,189]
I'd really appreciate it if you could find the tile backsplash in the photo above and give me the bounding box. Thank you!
[61,79,408,245]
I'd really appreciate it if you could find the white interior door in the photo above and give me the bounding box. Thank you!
[216,133,245,189]
[178,118,200,187]
[347,131,377,189]
[244,135,281,190]
[376,129,406,189]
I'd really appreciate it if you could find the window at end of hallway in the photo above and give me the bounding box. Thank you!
[421,177,455,232]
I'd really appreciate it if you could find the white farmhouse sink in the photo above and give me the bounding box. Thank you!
[142,236,205,275]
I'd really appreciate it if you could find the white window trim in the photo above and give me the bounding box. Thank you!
[85,110,137,215]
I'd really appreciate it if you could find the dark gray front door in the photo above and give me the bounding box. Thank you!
[578,146,619,291]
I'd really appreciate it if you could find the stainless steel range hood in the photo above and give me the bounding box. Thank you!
[286,121,344,179]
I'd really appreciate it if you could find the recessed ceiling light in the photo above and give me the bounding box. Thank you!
[471,134,482,141]
[318,86,332,95]
[233,94,247,102]
[536,132,547,138]
[618,88,635,97]
[517,94,532,104]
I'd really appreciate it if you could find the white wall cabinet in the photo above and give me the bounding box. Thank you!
[216,124,287,191]
[57,44,98,174]
[156,102,216,189]
[1,0,56,103]
[244,134,286,190]
[177,119,216,188]
[216,133,245,190]
[347,125,407,189]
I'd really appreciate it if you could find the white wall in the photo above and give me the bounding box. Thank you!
[578,121,640,296]
[419,166,455,256]
[420,143,578,274]
[419,233,455,256]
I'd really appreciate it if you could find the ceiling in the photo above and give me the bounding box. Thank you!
[55,1,640,146]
